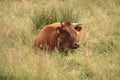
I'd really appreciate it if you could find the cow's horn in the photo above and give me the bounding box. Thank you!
[73,23,82,25]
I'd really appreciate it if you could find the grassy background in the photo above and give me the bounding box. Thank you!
[0,0,120,80]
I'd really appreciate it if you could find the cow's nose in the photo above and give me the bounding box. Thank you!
[70,42,80,49]
[73,42,79,48]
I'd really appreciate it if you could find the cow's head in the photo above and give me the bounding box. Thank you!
[56,21,82,49]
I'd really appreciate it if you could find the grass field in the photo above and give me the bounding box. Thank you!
[0,0,120,80]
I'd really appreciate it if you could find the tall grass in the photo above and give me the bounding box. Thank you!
[31,6,80,33]
[0,0,120,80]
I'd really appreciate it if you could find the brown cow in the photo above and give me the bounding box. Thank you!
[35,21,83,52]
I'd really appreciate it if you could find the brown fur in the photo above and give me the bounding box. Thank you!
[35,22,84,52]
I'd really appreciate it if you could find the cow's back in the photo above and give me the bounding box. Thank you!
[35,23,60,50]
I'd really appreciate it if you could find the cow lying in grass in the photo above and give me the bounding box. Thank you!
[35,21,84,52]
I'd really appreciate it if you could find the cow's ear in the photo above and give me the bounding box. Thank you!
[56,27,62,33]
[74,25,82,31]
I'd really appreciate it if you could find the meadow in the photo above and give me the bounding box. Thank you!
[0,0,120,80]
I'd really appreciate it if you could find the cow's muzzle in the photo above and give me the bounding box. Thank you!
[69,42,80,49]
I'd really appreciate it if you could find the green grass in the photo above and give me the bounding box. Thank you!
[31,6,80,33]
[0,0,120,80]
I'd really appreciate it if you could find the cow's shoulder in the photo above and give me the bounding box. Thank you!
[47,22,61,28]
[42,22,60,31]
